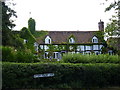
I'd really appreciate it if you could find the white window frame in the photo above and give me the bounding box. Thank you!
[45,36,51,44]
[80,45,84,51]
[69,37,75,43]
[93,45,99,50]
[44,52,49,59]
[92,36,98,43]
[34,42,39,52]
[24,39,28,44]
[54,52,59,59]
[85,46,91,50]
[44,45,49,51]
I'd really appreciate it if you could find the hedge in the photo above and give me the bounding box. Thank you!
[2,62,120,89]
[61,53,120,63]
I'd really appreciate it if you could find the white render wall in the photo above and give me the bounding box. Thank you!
[35,44,104,60]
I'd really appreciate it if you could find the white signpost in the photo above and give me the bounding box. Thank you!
[34,73,54,78]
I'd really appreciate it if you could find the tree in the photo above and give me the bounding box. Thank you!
[2,1,17,30]
[2,1,16,46]
[2,1,24,49]
[104,0,120,37]
[104,0,120,54]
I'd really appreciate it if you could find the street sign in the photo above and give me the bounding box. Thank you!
[34,73,54,78]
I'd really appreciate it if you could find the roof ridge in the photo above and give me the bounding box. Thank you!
[36,30,99,32]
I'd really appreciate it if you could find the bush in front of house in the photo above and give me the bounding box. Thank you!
[2,46,39,63]
[2,62,120,89]
[15,50,39,63]
[61,53,120,63]
[2,46,16,62]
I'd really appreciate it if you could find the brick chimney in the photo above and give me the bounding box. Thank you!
[98,20,104,31]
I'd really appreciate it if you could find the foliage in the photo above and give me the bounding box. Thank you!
[2,62,120,89]
[2,46,39,63]
[107,37,120,55]
[103,0,120,55]
[35,30,48,41]
[2,46,16,62]
[61,53,120,64]
[20,27,36,41]
[20,27,36,52]
[12,33,25,49]
[105,0,119,12]
[20,20,48,53]
[68,34,76,43]
[2,1,25,49]
[2,1,17,30]
[15,50,39,63]
[94,31,105,43]
[105,20,118,37]
[2,1,16,46]
[28,18,36,34]
[57,45,66,51]
[104,0,120,37]
[40,58,58,63]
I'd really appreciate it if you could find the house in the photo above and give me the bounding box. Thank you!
[34,20,106,60]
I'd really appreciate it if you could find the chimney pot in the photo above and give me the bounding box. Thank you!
[98,20,104,31]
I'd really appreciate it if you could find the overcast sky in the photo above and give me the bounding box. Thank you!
[11,0,115,31]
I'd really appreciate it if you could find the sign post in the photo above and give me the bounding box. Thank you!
[34,73,54,78]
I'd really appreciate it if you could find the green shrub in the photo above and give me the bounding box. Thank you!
[61,53,120,63]
[15,51,39,63]
[2,46,39,63]
[2,62,120,89]
[2,46,16,62]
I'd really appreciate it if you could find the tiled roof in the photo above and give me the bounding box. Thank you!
[37,31,100,44]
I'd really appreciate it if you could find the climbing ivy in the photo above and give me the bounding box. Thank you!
[20,27,36,52]
[28,18,36,34]
[68,34,76,43]
[94,31,105,43]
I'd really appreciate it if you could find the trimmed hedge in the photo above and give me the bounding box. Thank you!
[2,62,120,89]
[61,53,120,63]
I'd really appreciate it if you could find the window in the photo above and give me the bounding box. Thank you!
[34,42,38,46]
[69,46,73,50]
[69,37,75,43]
[40,45,44,49]
[80,45,84,51]
[44,45,49,51]
[34,42,39,52]
[54,52,59,59]
[45,36,51,44]
[44,52,49,59]
[100,45,103,50]
[85,46,91,50]
[35,46,38,52]
[92,36,98,43]
[77,46,81,51]
[49,39,51,44]
[108,50,113,55]
[93,45,99,50]
[24,39,28,44]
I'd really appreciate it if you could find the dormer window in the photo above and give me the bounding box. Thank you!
[69,37,75,43]
[45,36,51,44]
[92,36,98,43]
